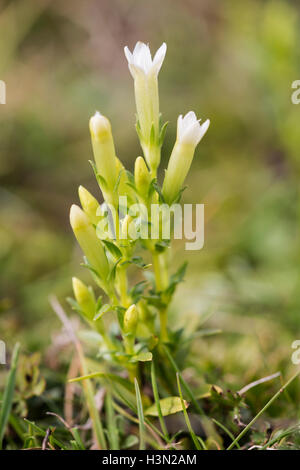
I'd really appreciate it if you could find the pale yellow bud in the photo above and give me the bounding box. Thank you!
[70,204,109,280]
[123,304,138,334]
[72,277,95,321]
[78,185,100,226]
[89,111,118,191]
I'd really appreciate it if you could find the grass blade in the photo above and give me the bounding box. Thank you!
[227,368,300,450]
[176,373,202,450]
[150,362,169,440]
[134,378,146,450]
[71,427,85,450]
[105,390,119,450]
[212,418,240,449]
[23,418,67,450]
[0,342,20,449]
[163,345,204,415]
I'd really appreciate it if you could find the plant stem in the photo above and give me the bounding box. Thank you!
[153,251,169,341]
[227,368,300,450]
[118,264,130,308]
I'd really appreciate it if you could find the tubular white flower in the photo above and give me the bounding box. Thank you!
[177,111,210,147]
[124,42,167,173]
[124,42,167,79]
[162,111,210,204]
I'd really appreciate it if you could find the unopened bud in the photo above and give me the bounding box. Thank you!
[124,304,138,334]
[78,186,100,226]
[70,204,109,280]
[89,111,118,191]
[72,277,95,321]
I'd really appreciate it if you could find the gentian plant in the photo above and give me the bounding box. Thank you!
[68,41,210,449]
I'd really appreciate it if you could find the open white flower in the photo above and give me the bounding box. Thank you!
[124,42,167,173]
[162,111,210,204]
[177,111,210,147]
[124,42,167,78]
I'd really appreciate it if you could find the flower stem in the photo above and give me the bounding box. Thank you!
[152,251,169,342]
[118,264,130,308]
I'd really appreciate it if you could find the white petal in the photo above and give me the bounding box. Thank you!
[124,46,133,64]
[181,121,201,146]
[199,119,210,140]
[133,42,152,74]
[177,112,210,146]
[177,114,184,140]
[182,111,197,128]
[152,42,167,75]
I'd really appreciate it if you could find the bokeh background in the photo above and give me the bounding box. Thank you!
[1,0,300,409]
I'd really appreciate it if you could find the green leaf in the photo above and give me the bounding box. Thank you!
[176,373,202,450]
[23,419,67,450]
[114,168,123,193]
[159,121,169,146]
[145,396,188,417]
[150,362,169,439]
[173,185,187,204]
[0,342,20,449]
[149,122,156,146]
[105,391,119,450]
[154,240,170,253]
[102,239,122,260]
[134,379,145,450]
[162,345,204,416]
[93,303,111,321]
[71,427,86,450]
[130,351,152,363]
[164,261,188,297]
[130,281,148,303]
[70,372,137,409]
[135,120,143,142]
[107,258,122,283]
[151,179,165,203]
[89,160,108,191]
[121,434,139,449]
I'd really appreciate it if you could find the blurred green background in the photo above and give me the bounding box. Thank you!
[0,0,300,394]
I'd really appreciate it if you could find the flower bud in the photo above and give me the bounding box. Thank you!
[72,277,95,321]
[134,156,151,198]
[70,204,109,280]
[78,185,100,226]
[89,111,118,191]
[123,304,138,335]
[162,112,210,204]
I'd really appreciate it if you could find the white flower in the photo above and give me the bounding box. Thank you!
[124,41,167,78]
[177,111,210,147]
[162,111,210,204]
